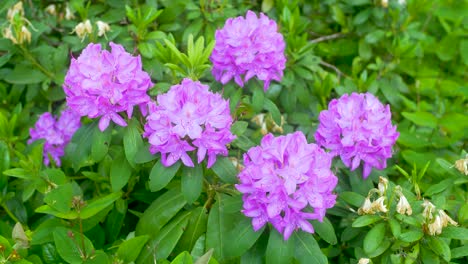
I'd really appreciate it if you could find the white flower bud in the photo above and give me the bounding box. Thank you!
[371,196,388,213]
[396,195,412,216]
[65,5,75,20]
[427,215,443,236]
[438,210,458,227]
[19,25,31,44]
[358,258,370,264]
[358,197,375,215]
[454,156,468,175]
[96,20,110,37]
[73,20,93,41]
[7,2,24,22]
[2,26,18,44]
[378,176,388,195]
[45,4,56,16]
[381,0,388,8]
[422,199,435,220]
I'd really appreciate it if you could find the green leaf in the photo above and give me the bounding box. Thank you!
[364,223,386,255]
[140,211,191,261]
[339,192,365,207]
[91,124,112,162]
[110,154,132,192]
[43,183,73,213]
[224,216,264,258]
[451,245,468,259]
[352,215,382,228]
[4,65,48,84]
[252,85,264,112]
[263,98,282,126]
[389,218,401,238]
[80,191,122,219]
[402,111,438,128]
[104,198,127,243]
[2,168,30,179]
[311,217,337,245]
[181,164,203,204]
[134,143,157,164]
[177,207,208,252]
[266,230,294,264]
[440,226,468,240]
[171,251,193,264]
[149,160,181,192]
[53,227,94,264]
[365,30,385,44]
[399,230,423,243]
[230,121,248,136]
[210,156,238,184]
[427,236,451,262]
[123,119,144,168]
[424,179,453,196]
[294,231,327,264]
[136,188,187,237]
[84,250,109,264]
[117,235,149,263]
[67,123,95,171]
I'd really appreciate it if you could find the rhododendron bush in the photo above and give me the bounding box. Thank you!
[0,1,467,264]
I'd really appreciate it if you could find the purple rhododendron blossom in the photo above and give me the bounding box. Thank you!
[28,109,81,166]
[236,131,338,240]
[315,92,399,179]
[143,78,235,168]
[63,42,153,131]
[210,10,286,91]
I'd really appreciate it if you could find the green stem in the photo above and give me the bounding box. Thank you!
[19,45,55,79]
[2,203,20,223]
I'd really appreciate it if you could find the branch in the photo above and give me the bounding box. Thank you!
[310,33,345,44]
[319,60,350,81]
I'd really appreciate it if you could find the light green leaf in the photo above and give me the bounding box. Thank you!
[79,191,122,219]
[364,223,386,254]
[402,111,438,128]
[117,235,149,263]
[311,217,337,245]
[53,227,94,264]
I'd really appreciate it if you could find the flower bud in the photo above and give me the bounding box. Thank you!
[396,195,412,216]
[2,26,18,44]
[371,196,388,213]
[73,20,93,40]
[438,210,458,227]
[454,156,468,175]
[19,25,31,44]
[378,176,388,195]
[7,2,24,22]
[427,215,443,235]
[381,0,388,8]
[45,4,56,16]
[358,197,375,215]
[65,5,75,20]
[422,200,435,221]
[96,20,110,37]
[359,258,370,264]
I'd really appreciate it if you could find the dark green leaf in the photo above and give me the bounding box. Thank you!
[210,156,238,184]
[311,217,337,245]
[123,119,144,168]
[117,235,149,262]
[110,154,132,192]
[149,160,181,192]
[181,164,203,203]
[91,124,112,162]
[294,231,327,264]
[266,230,294,264]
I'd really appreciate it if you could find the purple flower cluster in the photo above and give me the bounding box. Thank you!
[236,132,338,240]
[210,10,286,91]
[315,93,399,179]
[63,42,153,131]
[28,109,81,166]
[143,78,235,168]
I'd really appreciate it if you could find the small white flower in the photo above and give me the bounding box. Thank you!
[381,0,388,8]
[73,20,93,41]
[19,25,31,44]
[396,195,412,216]
[422,199,435,220]
[427,215,443,236]
[96,20,110,37]
[371,196,388,213]
[45,4,56,16]
[65,5,75,20]
[358,197,375,215]
[358,258,370,264]
[378,176,388,195]
[7,2,24,22]
[454,155,468,175]
[438,210,458,227]
[2,26,17,44]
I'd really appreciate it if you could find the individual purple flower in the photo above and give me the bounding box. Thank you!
[143,78,235,168]
[314,92,399,179]
[236,131,338,240]
[28,109,81,166]
[63,42,153,131]
[210,10,286,91]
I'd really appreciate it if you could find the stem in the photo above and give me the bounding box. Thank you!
[78,217,87,259]
[19,45,55,79]
[1,204,20,223]
[310,33,345,44]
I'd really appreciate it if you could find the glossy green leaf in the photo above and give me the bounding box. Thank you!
[311,217,337,245]
[210,157,237,184]
[402,111,438,128]
[399,230,423,243]
[135,188,187,237]
[43,182,73,213]
[117,235,149,263]
[427,236,451,261]
[363,223,386,254]
[224,216,264,258]
[177,207,208,252]
[149,160,181,192]
[91,124,112,162]
[79,191,122,219]
[110,154,132,192]
[123,119,144,168]
[171,251,193,264]
[181,164,203,203]
[53,227,94,264]
[266,230,294,264]
[294,231,327,264]
[352,215,382,228]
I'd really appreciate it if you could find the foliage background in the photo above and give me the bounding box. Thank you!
[0,0,466,263]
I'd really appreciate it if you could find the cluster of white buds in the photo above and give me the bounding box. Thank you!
[454,155,468,175]
[422,200,458,236]
[358,176,389,215]
[72,20,110,41]
[395,186,412,216]
[45,4,56,16]
[2,1,33,45]
[251,113,285,135]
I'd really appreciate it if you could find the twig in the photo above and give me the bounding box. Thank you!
[319,60,350,81]
[310,33,345,44]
